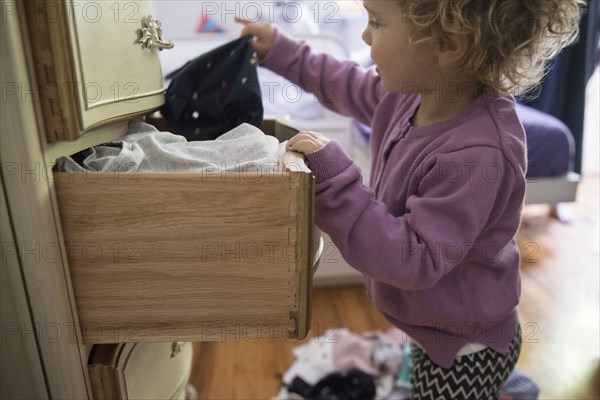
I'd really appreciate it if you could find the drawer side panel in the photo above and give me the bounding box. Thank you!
[55,172,306,343]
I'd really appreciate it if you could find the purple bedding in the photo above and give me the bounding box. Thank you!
[352,103,575,179]
[516,103,575,178]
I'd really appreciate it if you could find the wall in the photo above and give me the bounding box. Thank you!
[583,67,600,175]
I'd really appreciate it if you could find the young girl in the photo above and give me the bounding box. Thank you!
[240,1,583,397]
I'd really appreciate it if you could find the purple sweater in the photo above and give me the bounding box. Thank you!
[262,31,527,368]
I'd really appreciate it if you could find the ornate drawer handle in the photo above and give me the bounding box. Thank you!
[139,15,174,51]
[170,342,184,358]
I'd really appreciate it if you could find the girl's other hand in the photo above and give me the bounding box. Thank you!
[287,131,331,154]
[236,17,276,59]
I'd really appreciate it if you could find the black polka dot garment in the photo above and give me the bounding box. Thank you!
[161,35,263,141]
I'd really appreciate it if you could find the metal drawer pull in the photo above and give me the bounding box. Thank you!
[170,342,184,358]
[139,16,174,51]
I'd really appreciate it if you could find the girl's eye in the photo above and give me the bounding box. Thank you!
[368,19,380,28]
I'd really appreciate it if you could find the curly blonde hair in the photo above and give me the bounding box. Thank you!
[401,0,585,95]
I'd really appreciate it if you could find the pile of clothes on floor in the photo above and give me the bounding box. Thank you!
[274,327,539,400]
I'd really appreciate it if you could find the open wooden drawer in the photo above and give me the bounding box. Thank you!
[53,119,319,344]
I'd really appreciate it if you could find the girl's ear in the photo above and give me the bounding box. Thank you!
[436,33,468,68]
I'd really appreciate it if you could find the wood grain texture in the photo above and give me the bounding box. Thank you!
[54,170,315,343]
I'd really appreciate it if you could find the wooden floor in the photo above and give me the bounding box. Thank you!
[189,175,600,399]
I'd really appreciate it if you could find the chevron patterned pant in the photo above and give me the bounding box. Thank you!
[410,326,522,399]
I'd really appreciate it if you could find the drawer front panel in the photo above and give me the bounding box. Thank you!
[123,342,192,400]
[25,0,167,141]
[88,342,192,399]
[70,1,165,124]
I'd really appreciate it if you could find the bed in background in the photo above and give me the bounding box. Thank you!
[517,103,580,206]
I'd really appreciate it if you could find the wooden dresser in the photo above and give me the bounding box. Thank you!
[1,1,319,398]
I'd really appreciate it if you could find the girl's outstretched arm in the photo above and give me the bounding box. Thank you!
[239,22,384,127]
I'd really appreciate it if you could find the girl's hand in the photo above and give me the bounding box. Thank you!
[236,17,276,59]
[287,131,330,154]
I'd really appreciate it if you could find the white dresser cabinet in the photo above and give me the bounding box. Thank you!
[2,0,319,398]
[25,0,317,346]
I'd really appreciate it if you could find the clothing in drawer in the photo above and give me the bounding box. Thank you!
[53,119,318,344]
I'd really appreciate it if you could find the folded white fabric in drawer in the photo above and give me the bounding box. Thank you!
[56,120,283,174]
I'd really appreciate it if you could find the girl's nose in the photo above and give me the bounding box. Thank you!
[362,28,371,46]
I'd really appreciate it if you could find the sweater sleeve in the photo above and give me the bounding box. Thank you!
[260,30,383,126]
[305,141,524,290]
